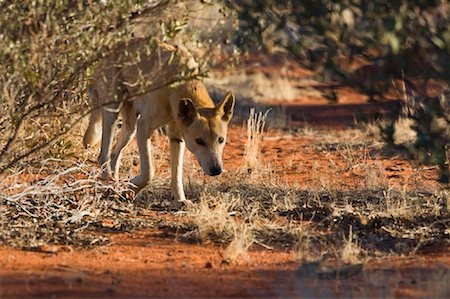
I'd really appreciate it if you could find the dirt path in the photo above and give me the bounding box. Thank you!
[1,229,449,298]
[0,229,295,298]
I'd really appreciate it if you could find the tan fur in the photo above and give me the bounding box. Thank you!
[83,40,235,204]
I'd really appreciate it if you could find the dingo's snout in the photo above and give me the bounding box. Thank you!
[208,165,223,176]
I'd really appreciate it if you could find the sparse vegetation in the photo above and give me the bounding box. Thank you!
[1,0,449,297]
[224,222,255,263]
[243,108,270,176]
[2,153,448,256]
[340,227,363,265]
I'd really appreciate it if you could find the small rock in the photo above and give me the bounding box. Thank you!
[60,245,73,252]
[38,245,59,254]
[205,261,213,269]
[221,259,231,266]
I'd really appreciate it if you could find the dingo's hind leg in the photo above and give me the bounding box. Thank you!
[98,105,120,179]
[111,103,137,180]
[83,88,102,148]
[83,109,102,148]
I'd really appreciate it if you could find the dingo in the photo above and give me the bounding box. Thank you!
[83,40,235,204]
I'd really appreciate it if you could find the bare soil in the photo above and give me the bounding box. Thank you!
[1,233,449,298]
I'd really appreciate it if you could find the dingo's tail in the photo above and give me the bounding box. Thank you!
[82,87,102,148]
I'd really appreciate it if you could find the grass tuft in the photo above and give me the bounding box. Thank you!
[340,227,362,265]
[243,108,270,175]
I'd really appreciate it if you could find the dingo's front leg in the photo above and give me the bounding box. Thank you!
[130,120,154,194]
[169,123,186,203]
[111,104,138,180]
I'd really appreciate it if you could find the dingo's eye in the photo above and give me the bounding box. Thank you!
[218,137,224,144]
[195,138,205,146]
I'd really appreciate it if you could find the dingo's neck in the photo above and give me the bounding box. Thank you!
[180,80,215,109]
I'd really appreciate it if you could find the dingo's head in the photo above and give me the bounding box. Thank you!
[178,91,235,176]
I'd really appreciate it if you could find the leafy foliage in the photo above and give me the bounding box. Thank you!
[0,0,213,172]
[224,0,449,183]
[409,96,449,183]
[225,1,450,85]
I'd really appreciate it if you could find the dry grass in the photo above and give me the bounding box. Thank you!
[362,162,389,189]
[243,108,270,176]
[0,114,448,268]
[224,222,255,262]
[187,192,240,241]
[0,160,144,248]
[1,157,448,260]
[393,118,417,144]
[292,223,315,262]
[205,71,321,103]
[185,190,260,263]
[363,118,417,145]
[340,227,362,265]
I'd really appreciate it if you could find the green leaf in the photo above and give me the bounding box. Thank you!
[431,36,445,49]
[390,35,400,54]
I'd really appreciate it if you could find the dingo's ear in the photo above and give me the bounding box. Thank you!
[215,91,235,122]
[179,98,197,126]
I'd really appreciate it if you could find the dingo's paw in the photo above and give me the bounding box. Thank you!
[119,189,136,201]
[98,173,115,182]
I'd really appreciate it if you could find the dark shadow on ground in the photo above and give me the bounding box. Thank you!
[210,89,401,129]
[1,264,449,298]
